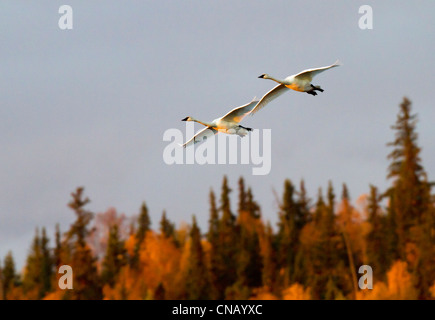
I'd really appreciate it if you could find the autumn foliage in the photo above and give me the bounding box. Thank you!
[1,97,435,300]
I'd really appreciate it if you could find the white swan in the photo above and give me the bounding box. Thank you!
[181,98,258,148]
[251,60,341,114]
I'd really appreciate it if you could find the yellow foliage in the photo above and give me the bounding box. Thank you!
[282,283,311,300]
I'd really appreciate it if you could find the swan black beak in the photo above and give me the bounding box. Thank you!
[258,74,265,79]
[181,117,189,121]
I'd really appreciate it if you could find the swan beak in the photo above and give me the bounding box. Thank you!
[258,74,265,79]
[181,117,189,121]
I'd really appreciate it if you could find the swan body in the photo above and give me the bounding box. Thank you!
[251,60,341,114]
[181,98,258,148]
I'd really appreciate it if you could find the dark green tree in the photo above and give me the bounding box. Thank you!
[131,202,151,267]
[101,224,127,287]
[63,187,102,300]
[2,252,18,300]
[206,189,220,299]
[366,185,389,280]
[23,228,53,299]
[213,176,238,299]
[185,216,210,299]
[275,180,298,288]
[386,97,432,259]
[160,211,175,239]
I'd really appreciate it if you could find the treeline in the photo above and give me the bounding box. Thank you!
[1,97,435,300]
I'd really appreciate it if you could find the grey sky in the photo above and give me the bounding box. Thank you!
[1,1,435,269]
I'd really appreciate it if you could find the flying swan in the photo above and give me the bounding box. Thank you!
[181,98,259,148]
[251,60,341,114]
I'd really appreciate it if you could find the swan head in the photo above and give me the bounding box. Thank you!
[258,74,269,79]
[181,116,192,121]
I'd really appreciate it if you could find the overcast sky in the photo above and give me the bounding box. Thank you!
[2,1,435,270]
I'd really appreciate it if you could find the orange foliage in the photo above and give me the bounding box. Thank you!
[103,266,150,300]
[139,232,184,299]
[124,234,137,257]
[357,260,418,300]
[250,287,278,300]
[282,283,312,300]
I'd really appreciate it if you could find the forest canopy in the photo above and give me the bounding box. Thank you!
[1,97,434,300]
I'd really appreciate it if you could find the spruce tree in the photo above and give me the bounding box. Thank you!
[136,202,151,245]
[215,176,238,298]
[22,228,53,299]
[232,182,262,297]
[2,252,17,300]
[101,224,127,287]
[185,216,209,299]
[64,187,102,300]
[276,179,297,288]
[159,210,177,245]
[206,189,220,299]
[366,185,389,280]
[132,202,151,267]
[40,228,53,297]
[386,97,432,259]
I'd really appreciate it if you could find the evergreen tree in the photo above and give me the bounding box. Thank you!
[54,224,62,268]
[246,188,261,219]
[238,176,247,215]
[40,228,53,297]
[185,216,210,299]
[132,202,151,267]
[101,224,127,287]
[136,202,151,245]
[261,222,276,292]
[206,189,220,299]
[2,252,17,300]
[0,262,3,300]
[366,185,389,280]
[22,228,42,298]
[160,211,175,238]
[309,184,343,299]
[292,180,311,285]
[207,189,219,245]
[231,182,262,298]
[339,184,359,299]
[275,179,298,287]
[296,179,311,226]
[22,228,53,299]
[386,97,432,259]
[214,176,238,298]
[64,187,102,300]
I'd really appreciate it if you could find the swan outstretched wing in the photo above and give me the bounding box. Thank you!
[221,98,259,123]
[250,84,289,115]
[182,127,218,148]
[294,60,341,81]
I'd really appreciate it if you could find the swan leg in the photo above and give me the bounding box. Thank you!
[311,84,324,92]
[307,90,317,96]
[239,125,253,131]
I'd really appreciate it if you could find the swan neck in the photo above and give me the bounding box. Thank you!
[192,118,213,127]
[268,75,288,84]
